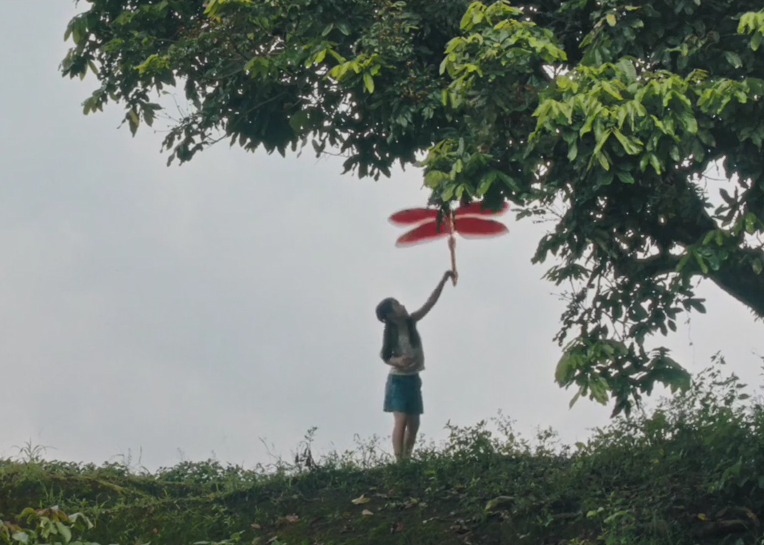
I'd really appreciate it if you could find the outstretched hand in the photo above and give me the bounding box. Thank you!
[443,270,456,284]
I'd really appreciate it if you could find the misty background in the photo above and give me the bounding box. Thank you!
[0,1,761,471]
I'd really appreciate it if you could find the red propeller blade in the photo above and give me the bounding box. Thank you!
[395,220,453,246]
[454,217,508,238]
[389,208,439,225]
[455,202,509,217]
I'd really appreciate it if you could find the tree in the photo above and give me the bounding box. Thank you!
[62,0,764,415]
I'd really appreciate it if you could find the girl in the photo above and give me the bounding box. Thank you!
[375,270,454,461]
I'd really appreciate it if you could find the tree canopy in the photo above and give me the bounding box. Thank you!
[62,0,764,415]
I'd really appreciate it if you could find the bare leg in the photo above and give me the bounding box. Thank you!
[392,412,407,462]
[403,414,420,459]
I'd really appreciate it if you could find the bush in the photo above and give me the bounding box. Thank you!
[1,355,763,544]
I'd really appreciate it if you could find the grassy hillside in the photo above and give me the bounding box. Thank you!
[2,359,763,545]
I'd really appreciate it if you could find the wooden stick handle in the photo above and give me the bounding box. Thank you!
[446,213,458,285]
[449,234,458,286]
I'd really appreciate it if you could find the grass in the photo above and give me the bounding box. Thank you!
[2,357,764,545]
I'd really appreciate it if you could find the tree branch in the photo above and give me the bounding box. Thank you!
[663,180,764,319]
[613,253,681,280]
[709,248,764,318]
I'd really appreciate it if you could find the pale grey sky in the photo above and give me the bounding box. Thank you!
[1,1,761,470]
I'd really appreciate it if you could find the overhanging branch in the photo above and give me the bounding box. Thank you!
[612,253,682,280]
[709,248,764,319]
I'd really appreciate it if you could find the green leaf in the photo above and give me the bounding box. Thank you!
[127,109,140,136]
[12,533,29,544]
[424,170,450,188]
[555,353,575,384]
[587,507,604,518]
[676,253,691,272]
[738,12,755,34]
[751,32,763,51]
[567,141,578,161]
[363,73,375,94]
[55,521,72,543]
[691,138,706,162]
[616,170,635,184]
[753,258,763,275]
[694,250,709,274]
[593,128,612,156]
[497,171,520,191]
[669,146,681,162]
[687,298,707,313]
[616,59,637,82]
[590,377,609,405]
[648,154,662,174]
[477,171,497,196]
[744,213,757,234]
[68,513,93,529]
[289,110,310,133]
[724,51,743,68]
[327,49,346,63]
[579,114,596,137]
[613,129,641,155]
[460,10,473,29]
[601,82,623,100]
[606,13,616,26]
[597,152,610,171]
[245,56,264,73]
[204,0,219,15]
[679,111,698,134]
[662,367,691,393]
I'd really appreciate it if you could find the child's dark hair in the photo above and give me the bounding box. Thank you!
[375,298,421,362]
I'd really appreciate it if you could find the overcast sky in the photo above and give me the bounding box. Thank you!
[1,1,762,471]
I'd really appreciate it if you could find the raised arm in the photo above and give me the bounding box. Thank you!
[409,271,454,322]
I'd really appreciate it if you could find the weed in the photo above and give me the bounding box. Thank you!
[12,442,51,465]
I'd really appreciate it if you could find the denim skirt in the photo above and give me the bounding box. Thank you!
[383,373,423,415]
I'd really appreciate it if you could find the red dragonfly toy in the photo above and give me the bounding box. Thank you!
[388,201,509,285]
